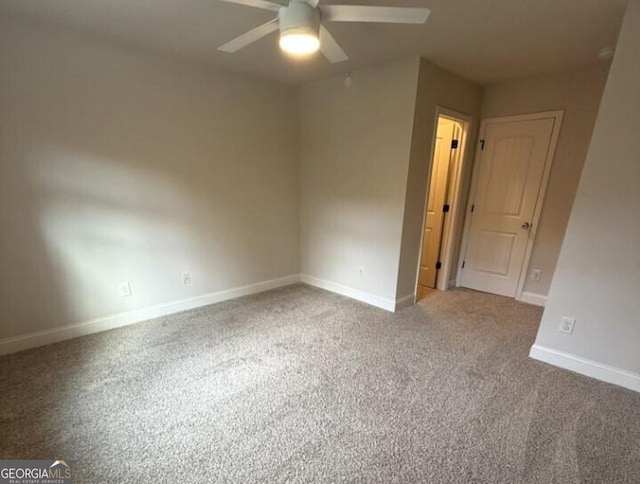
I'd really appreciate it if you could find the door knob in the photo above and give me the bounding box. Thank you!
[521,222,531,230]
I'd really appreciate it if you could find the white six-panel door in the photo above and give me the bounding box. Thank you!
[461,115,559,297]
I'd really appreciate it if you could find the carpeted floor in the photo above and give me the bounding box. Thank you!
[1,285,639,483]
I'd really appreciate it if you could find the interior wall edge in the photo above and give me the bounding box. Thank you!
[394,58,484,300]
[298,57,422,304]
[395,294,416,311]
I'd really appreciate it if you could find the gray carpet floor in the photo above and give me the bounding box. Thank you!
[1,285,639,483]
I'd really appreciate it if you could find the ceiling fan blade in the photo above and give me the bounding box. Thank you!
[217,0,282,12]
[319,25,348,63]
[320,5,430,24]
[218,18,279,53]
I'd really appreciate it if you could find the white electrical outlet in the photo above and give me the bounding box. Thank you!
[531,269,542,282]
[119,282,132,297]
[559,316,576,334]
[182,272,192,285]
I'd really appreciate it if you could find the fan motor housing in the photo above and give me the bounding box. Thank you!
[279,2,321,36]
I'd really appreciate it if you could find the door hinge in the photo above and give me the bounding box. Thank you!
[435,261,442,270]
[451,139,459,149]
[471,204,475,213]
[480,139,485,150]
[462,261,466,269]
[443,204,450,213]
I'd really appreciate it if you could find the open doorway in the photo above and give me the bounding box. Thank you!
[416,109,471,301]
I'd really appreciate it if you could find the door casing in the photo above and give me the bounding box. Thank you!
[414,106,473,302]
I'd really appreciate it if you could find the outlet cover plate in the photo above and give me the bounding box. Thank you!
[182,272,192,285]
[559,316,576,334]
[119,282,132,297]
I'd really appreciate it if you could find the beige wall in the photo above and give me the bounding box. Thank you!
[533,0,640,380]
[0,15,300,340]
[299,58,421,304]
[481,65,609,296]
[0,7,623,353]
[299,57,482,307]
[396,60,483,299]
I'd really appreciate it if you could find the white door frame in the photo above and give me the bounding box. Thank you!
[456,110,564,302]
[414,106,473,301]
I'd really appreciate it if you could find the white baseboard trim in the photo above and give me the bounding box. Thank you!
[529,344,640,393]
[300,274,396,312]
[519,291,547,307]
[0,274,301,356]
[395,294,415,311]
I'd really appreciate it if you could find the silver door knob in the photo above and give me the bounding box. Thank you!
[521,222,531,230]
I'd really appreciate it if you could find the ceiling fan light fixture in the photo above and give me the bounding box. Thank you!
[279,27,320,56]
[218,0,430,64]
[277,2,321,58]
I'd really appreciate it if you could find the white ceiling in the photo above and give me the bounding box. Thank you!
[0,0,627,85]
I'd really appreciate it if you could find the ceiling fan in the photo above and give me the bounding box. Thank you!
[217,0,430,63]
